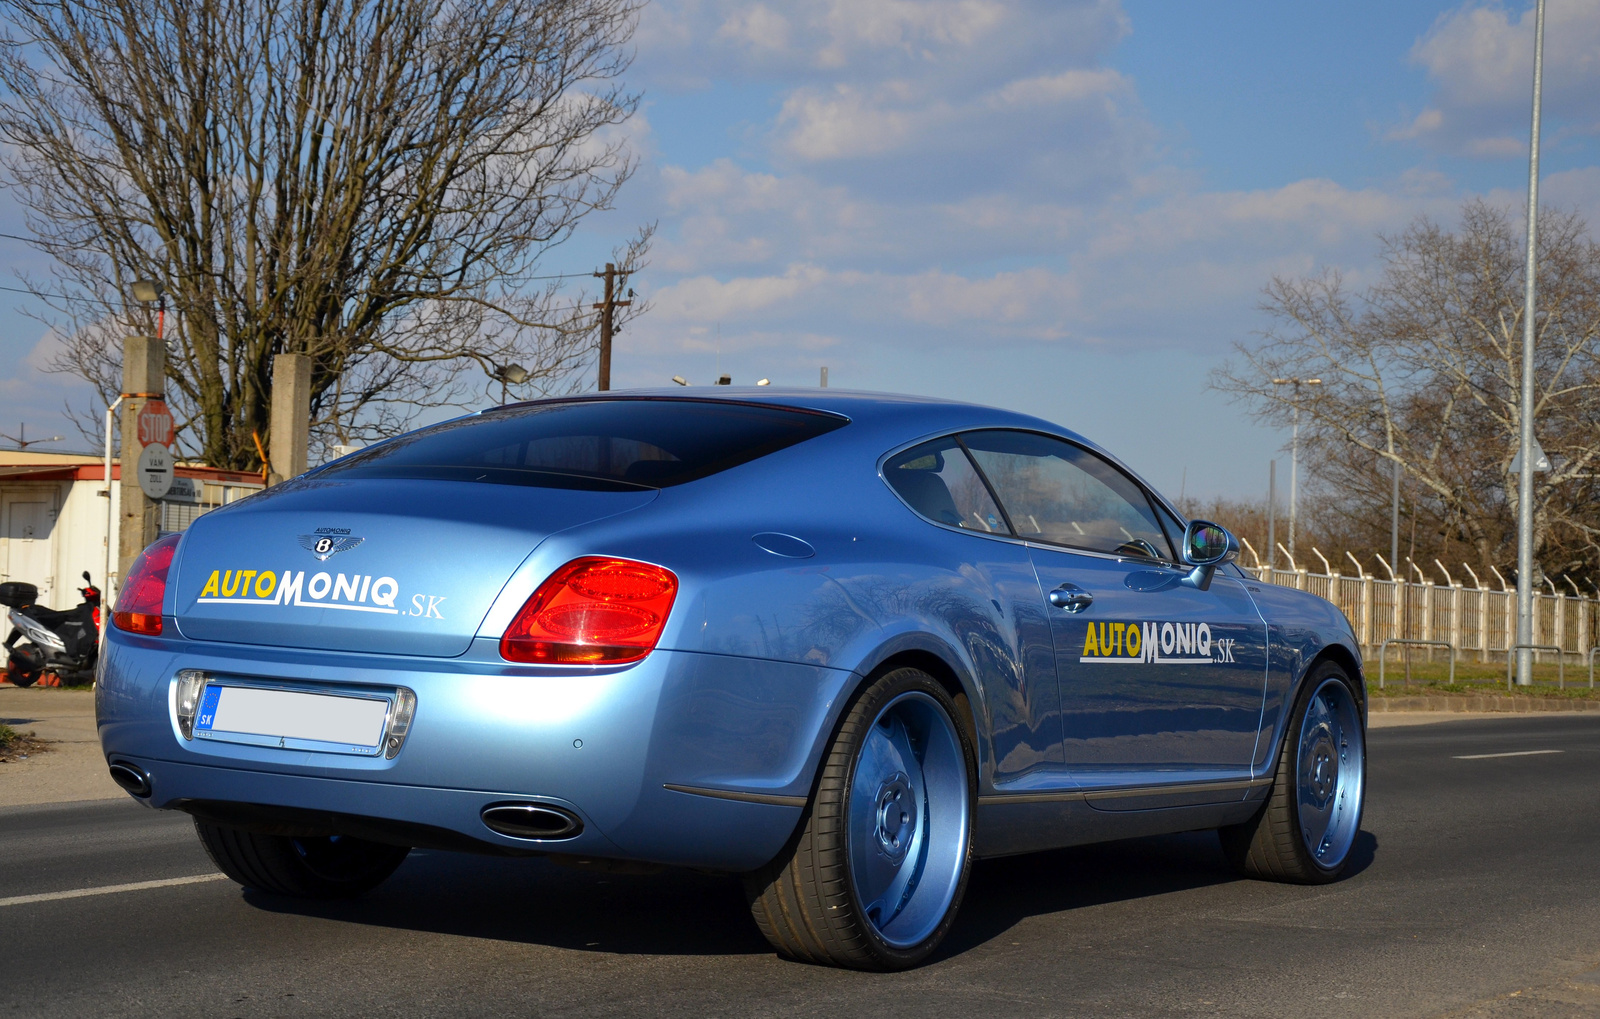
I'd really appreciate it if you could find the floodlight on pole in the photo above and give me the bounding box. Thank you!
[490,363,528,404]
[131,278,166,341]
[1270,377,1321,558]
[1513,0,1547,687]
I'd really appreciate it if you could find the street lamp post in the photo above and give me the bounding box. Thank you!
[1272,377,1322,559]
[1514,0,1547,687]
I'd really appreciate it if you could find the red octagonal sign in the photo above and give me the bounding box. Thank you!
[137,399,175,449]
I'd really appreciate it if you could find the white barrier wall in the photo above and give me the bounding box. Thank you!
[1244,560,1595,665]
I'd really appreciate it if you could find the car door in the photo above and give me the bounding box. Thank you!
[881,435,1064,789]
[959,430,1267,802]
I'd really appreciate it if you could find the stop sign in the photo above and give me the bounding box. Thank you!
[136,399,175,449]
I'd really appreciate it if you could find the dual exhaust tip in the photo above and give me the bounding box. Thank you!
[481,802,582,841]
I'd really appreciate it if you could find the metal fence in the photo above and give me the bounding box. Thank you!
[1239,546,1597,674]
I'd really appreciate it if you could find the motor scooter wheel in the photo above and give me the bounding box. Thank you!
[4,660,39,688]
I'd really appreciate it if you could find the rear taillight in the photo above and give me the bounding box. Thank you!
[113,534,181,636]
[501,557,678,665]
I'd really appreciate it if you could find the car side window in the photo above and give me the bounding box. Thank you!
[960,430,1173,559]
[884,438,1009,535]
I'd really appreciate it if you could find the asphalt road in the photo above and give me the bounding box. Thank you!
[4,715,1600,1018]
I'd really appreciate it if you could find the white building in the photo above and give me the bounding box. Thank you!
[0,450,263,609]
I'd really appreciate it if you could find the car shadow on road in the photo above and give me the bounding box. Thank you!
[937,827,1380,962]
[242,827,1379,960]
[244,850,772,956]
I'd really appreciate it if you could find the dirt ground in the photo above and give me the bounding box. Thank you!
[0,685,123,807]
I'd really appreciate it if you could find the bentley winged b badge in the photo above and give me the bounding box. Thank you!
[298,531,365,561]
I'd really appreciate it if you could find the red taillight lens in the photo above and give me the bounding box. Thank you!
[113,533,181,635]
[501,557,678,665]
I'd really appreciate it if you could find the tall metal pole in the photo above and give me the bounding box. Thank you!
[1515,0,1547,687]
[1390,456,1401,576]
[1289,401,1299,559]
[102,394,125,627]
[1267,460,1276,570]
[1271,377,1320,559]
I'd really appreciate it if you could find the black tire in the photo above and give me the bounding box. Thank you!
[1220,660,1366,884]
[195,820,411,899]
[5,662,37,688]
[744,667,976,970]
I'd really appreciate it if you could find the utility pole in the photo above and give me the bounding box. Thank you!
[1514,0,1548,687]
[267,354,312,485]
[593,263,632,391]
[118,335,165,578]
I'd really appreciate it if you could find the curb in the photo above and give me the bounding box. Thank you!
[1371,694,1600,713]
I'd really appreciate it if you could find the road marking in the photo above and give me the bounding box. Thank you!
[0,873,225,908]
[1452,749,1565,760]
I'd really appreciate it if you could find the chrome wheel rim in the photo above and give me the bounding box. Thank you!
[846,690,970,949]
[1296,676,1365,868]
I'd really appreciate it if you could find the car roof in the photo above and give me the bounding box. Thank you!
[496,387,1177,511]
[504,386,1062,434]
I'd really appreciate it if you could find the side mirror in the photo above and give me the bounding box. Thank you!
[83,570,92,583]
[1179,519,1239,591]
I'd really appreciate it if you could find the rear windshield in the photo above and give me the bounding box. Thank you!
[314,399,849,490]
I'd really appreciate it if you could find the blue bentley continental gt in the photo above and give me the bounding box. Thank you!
[97,390,1366,970]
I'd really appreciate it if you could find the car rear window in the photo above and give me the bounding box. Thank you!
[315,398,849,490]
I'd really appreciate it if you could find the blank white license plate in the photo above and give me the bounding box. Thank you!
[194,685,390,755]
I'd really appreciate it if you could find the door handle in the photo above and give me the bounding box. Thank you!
[1048,583,1094,613]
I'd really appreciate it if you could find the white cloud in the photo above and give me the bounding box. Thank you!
[714,4,789,50]
[1400,0,1600,157]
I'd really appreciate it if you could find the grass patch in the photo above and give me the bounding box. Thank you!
[1367,657,1598,692]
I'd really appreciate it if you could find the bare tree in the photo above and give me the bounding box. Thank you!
[1215,200,1600,585]
[0,0,650,468]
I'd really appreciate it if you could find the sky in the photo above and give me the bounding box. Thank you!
[2,0,1599,503]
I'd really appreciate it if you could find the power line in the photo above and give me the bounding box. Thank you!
[0,227,598,281]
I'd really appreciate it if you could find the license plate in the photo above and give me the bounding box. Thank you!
[194,685,391,755]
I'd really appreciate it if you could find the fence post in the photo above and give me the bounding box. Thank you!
[1497,591,1510,662]
[1450,585,1462,658]
[1361,575,1373,651]
[1422,581,1434,660]
[1556,592,1567,663]
[1582,594,1592,664]
[1479,588,1489,663]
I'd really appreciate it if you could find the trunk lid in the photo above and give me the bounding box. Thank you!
[170,478,656,657]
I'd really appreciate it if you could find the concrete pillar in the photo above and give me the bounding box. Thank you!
[118,335,165,578]
[267,354,311,485]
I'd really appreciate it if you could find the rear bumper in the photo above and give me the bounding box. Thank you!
[96,630,852,871]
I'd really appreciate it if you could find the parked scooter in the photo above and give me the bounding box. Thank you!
[2,572,101,688]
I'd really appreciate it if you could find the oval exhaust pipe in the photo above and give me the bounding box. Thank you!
[109,762,151,798]
[481,803,582,840]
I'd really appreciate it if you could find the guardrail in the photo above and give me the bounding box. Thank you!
[1378,638,1455,690]
[1506,644,1565,689]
